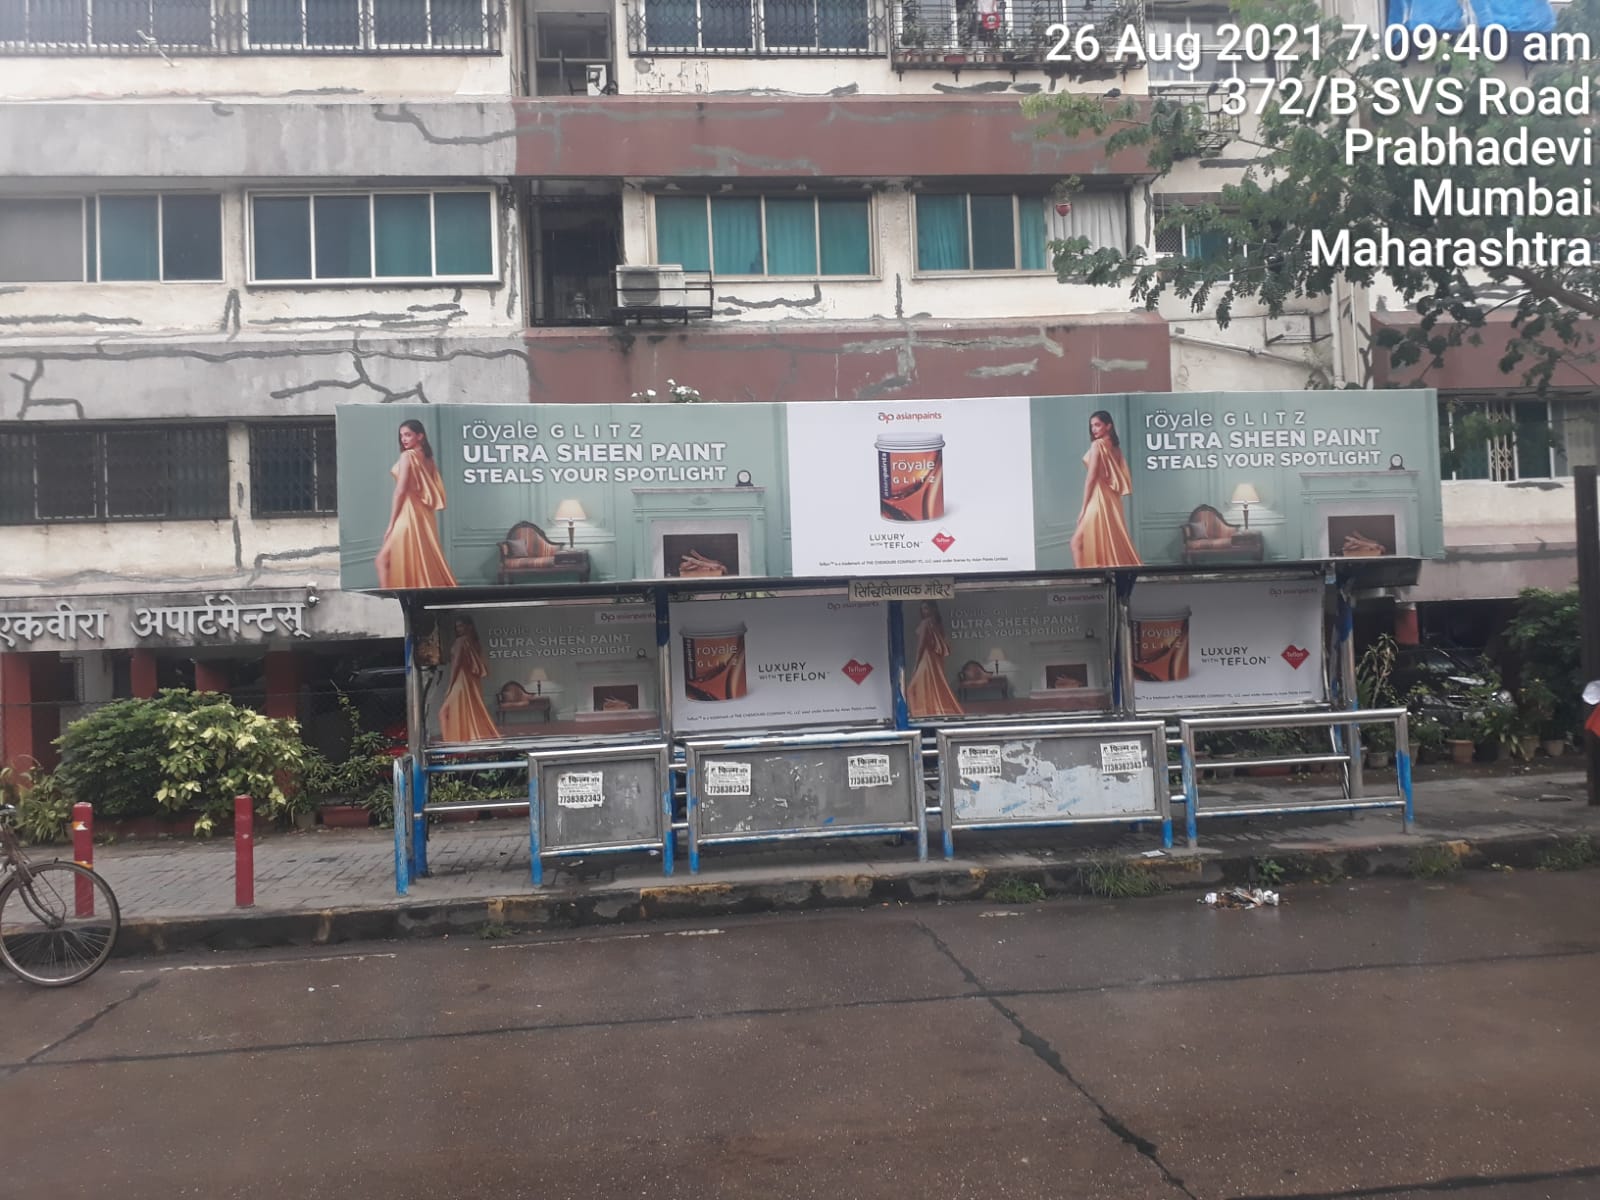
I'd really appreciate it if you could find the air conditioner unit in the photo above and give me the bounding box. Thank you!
[616,265,686,310]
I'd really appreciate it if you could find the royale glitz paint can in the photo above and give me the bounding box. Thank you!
[1132,609,1192,683]
[682,624,748,702]
[876,433,945,522]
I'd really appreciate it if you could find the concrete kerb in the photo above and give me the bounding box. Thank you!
[108,827,1600,958]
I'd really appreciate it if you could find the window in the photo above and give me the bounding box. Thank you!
[0,194,222,283]
[250,422,337,516]
[1047,192,1129,254]
[654,195,872,276]
[914,193,1050,272]
[1154,222,1229,262]
[250,190,495,283]
[638,0,871,51]
[1147,14,1244,86]
[0,0,213,45]
[0,424,229,524]
[1439,399,1570,482]
[246,0,487,48]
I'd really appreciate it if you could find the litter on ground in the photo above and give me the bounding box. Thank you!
[1201,888,1281,909]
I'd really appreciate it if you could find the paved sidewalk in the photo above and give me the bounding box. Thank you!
[68,759,1600,955]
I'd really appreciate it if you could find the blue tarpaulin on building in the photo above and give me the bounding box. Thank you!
[1386,0,1557,33]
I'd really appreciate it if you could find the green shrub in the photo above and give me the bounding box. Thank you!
[54,690,212,818]
[153,697,306,835]
[16,772,73,845]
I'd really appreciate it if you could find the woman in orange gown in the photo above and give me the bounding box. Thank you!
[905,600,964,719]
[438,616,500,743]
[376,420,458,589]
[1070,410,1142,568]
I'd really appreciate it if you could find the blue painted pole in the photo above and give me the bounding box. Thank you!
[1398,749,1414,832]
[392,758,410,897]
[412,759,430,878]
[661,772,675,876]
[1181,741,1199,848]
[887,601,909,731]
[528,771,543,887]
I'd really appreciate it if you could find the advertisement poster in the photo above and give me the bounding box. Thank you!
[897,585,1112,722]
[667,593,893,735]
[1031,392,1444,571]
[785,397,1036,577]
[338,392,1441,591]
[421,601,661,745]
[1129,579,1326,712]
[339,403,791,591]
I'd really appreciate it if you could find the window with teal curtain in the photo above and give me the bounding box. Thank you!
[764,199,816,274]
[969,194,1016,270]
[655,196,710,271]
[711,197,763,275]
[1187,227,1229,263]
[818,198,870,274]
[434,192,493,276]
[99,195,160,281]
[916,195,968,271]
[253,196,311,281]
[1019,198,1046,269]
[313,195,371,279]
[374,193,432,277]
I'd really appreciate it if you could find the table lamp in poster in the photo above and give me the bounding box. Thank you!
[422,603,661,744]
[669,594,893,735]
[784,398,1037,577]
[1129,579,1325,712]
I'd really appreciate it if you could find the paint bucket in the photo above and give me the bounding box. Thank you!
[1132,608,1191,682]
[876,433,945,522]
[682,624,748,702]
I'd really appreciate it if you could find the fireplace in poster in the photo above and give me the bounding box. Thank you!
[632,486,770,580]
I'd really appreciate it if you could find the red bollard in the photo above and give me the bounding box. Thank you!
[71,802,94,917]
[234,795,255,909]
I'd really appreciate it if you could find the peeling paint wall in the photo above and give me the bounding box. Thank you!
[1,55,514,102]
[523,316,1170,402]
[623,54,1145,98]
[0,334,532,423]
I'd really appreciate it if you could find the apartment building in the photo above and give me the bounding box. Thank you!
[0,0,1586,766]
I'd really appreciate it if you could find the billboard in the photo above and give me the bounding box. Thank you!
[667,593,894,735]
[896,585,1112,722]
[1129,578,1326,712]
[338,391,1442,590]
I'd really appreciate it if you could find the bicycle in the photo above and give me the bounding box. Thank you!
[0,804,120,986]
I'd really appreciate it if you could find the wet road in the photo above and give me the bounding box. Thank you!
[5,872,1600,1200]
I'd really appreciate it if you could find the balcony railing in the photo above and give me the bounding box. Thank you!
[890,0,1142,71]
[0,0,503,55]
[625,0,886,56]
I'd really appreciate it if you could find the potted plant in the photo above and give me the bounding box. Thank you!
[1517,674,1564,758]
[1444,717,1478,765]
[1408,711,1444,763]
[299,694,393,828]
[1363,721,1395,769]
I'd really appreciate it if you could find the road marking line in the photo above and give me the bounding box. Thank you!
[118,953,398,975]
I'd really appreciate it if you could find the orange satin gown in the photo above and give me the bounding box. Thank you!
[1074,438,1142,568]
[905,616,964,719]
[379,449,458,589]
[438,635,500,743]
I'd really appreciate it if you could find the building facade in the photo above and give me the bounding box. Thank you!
[0,0,1588,766]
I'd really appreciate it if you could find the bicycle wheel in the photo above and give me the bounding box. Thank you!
[0,862,121,986]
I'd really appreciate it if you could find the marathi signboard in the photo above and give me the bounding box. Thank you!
[337,391,1442,590]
